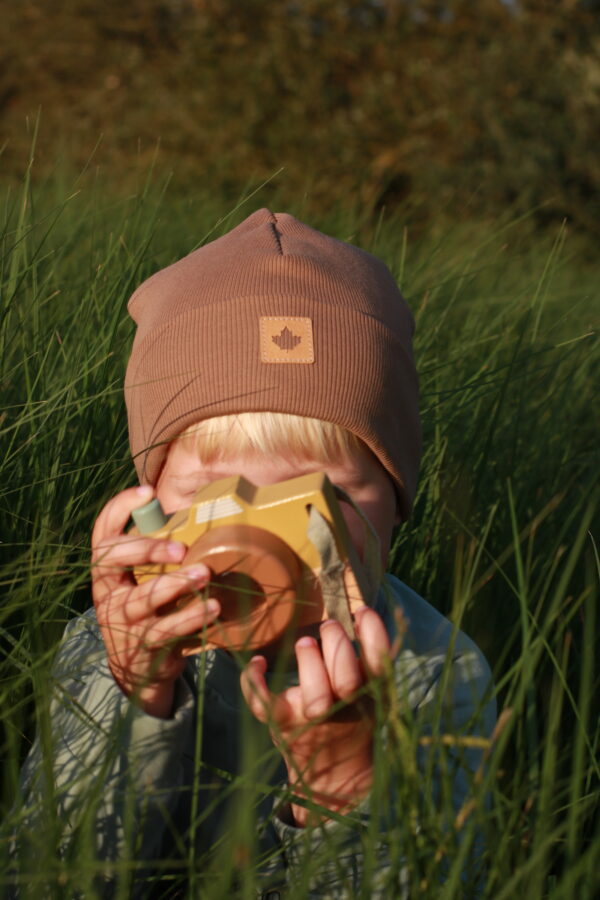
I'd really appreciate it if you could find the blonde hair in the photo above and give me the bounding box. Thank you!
[178,412,364,466]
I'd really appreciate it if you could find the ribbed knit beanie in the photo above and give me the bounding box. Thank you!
[125,209,421,519]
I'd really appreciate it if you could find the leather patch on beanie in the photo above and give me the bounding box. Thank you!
[260,316,315,364]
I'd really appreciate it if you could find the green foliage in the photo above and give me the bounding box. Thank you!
[1,0,599,235]
[0,170,598,896]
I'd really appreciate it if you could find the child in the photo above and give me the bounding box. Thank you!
[10,209,496,897]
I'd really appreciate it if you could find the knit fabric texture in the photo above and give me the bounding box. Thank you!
[124,208,421,518]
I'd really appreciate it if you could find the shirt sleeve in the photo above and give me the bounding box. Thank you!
[268,601,496,898]
[5,610,197,897]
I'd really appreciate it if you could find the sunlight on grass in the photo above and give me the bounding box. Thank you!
[0,169,598,898]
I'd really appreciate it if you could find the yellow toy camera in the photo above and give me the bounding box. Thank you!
[130,472,375,652]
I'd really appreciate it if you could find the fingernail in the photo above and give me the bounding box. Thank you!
[320,619,338,629]
[205,599,220,614]
[136,485,153,498]
[185,564,207,578]
[295,636,316,649]
[167,541,185,558]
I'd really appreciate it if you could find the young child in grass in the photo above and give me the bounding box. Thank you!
[11,209,496,897]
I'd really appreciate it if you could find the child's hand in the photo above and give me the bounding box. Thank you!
[91,486,220,718]
[240,606,390,826]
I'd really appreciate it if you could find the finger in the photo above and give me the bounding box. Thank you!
[119,566,214,622]
[240,656,276,724]
[92,485,156,547]
[295,636,334,719]
[144,596,222,646]
[319,619,363,699]
[92,533,188,575]
[354,607,391,677]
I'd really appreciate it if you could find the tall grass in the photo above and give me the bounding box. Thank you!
[0,169,598,897]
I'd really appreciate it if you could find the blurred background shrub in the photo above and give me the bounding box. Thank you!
[1,0,599,238]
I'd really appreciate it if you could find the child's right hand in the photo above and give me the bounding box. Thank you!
[91,485,220,719]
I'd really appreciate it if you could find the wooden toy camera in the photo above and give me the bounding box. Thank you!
[131,472,373,652]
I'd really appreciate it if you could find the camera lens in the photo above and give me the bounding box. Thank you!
[209,571,265,621]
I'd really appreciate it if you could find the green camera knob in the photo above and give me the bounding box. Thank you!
[131,498,168,534]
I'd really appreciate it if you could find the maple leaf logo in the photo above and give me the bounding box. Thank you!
[272,326,302,351]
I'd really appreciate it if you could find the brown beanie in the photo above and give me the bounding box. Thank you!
[124,209,421,519]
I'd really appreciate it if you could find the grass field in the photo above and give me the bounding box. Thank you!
[0,168,598,897]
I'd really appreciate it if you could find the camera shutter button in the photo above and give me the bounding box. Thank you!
[131,498,168,534]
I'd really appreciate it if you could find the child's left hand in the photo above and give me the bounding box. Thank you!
[240,606,391,827]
